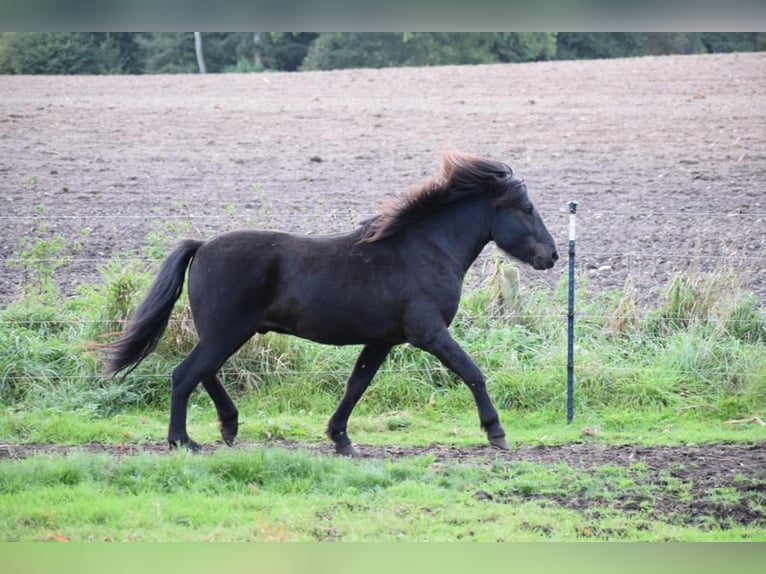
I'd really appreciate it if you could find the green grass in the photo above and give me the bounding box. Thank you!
[2,400,765,450]
[1,446,763,542]
[2,258,764,423]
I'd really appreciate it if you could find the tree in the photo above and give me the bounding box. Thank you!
[300,33,558,71]
[228,33,318,72]
[252,33,264,68]
[700,32,764,53]
[401,33,499,66]
[301,33,408,70]
[0,33,99,74]
[193,32,206,73]
[0,32,146,74]
[1,32,763,76]
[553,32,766,60]
[133,32,311,74]
[636,33,705,55]
[259,33,318,71]
[555,33,641,60]
[140,33,201,73]
[88,33,145,74]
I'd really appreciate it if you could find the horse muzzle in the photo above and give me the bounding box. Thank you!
[531,247,559,270]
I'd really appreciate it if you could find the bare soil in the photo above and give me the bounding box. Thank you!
[1,53,765,303]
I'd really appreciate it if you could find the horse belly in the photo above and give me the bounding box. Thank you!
[261,289,403,346]
[306,312,402,346]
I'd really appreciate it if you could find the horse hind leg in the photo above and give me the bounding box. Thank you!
[168,331,252,451]
[169,255,266,450]
[168,344,210,451]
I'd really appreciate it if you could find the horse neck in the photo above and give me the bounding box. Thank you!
[411,196,493,275]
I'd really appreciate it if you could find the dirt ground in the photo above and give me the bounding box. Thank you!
[1,440,764,529]
[1,52,765,303]
[1,54,765,530]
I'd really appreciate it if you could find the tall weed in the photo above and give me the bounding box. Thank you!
[0,246,764,422]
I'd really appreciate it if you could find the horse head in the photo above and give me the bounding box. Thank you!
[489,173,559,270]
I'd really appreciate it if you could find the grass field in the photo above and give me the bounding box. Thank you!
[1,246,764,541]
[1,412,765,543]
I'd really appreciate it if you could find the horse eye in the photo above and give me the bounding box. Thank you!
[521,205,534,215]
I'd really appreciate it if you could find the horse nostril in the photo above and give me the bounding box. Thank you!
[551,250,560,262]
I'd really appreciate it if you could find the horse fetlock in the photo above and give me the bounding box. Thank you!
[328,427,355,453]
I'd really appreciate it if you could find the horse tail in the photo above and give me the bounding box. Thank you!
[102,239,203,377]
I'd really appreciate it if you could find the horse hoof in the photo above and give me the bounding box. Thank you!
[169,439,202,453]
[489,436,509,450]
[336,444,360,457]
[219,416,239,446]
[220,424,238,446]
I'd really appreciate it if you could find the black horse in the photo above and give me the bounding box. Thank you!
[103,152,559,455]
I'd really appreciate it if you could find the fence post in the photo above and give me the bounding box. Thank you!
[567,200,578,424]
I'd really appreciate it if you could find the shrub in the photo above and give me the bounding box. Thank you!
[0,33,103,74]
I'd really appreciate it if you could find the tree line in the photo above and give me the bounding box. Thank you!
[0,32,763,75]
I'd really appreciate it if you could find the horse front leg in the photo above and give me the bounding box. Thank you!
[327,343,392,456]
[413,329,508,450]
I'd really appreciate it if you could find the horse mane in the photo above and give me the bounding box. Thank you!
[360,151,527,243]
